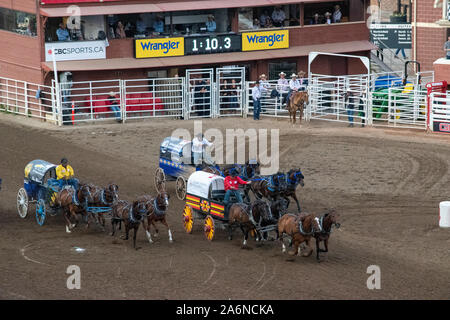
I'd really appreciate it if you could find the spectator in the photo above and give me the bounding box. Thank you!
[311,13,321,25]
[265,17,274,28]
[229,79,239,110]
[108,92,122,122]
[153,15,164,33]
[206,15,216,32]
[221,79,230,109]
[345,91,355,127]
[297,70,307,91]
[394,47,406,59]
[272,6,286,27]
[333,5,342,23]
[445,36,450,59]
[259,74,270,93]
[276,72,289,105]
[252,82,262,120]
[252,18,261,29]
[56,23,70,41]
[136,15,147,35]
[325,12,332,24]
[115,21,126,39]
[260,9,270,28]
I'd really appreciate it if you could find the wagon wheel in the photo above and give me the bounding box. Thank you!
[204,215,215,241]
[17,188,29,218]
[35,199,46,226]
[176,176,187,200]
[154,167,166,192]
[183,204,194,233]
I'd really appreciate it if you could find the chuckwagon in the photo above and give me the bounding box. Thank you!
[182,170,245,241]
[17,159,61,226]
[154,137,199,200]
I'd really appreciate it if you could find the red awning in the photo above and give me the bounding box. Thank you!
[40,0,336,17]
[42,40,375,72]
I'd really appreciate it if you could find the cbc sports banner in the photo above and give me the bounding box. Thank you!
[45,40,106,62]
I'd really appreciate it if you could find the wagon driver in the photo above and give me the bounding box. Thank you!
[192,133,214,167]
[56,158,79,190]
[224,169,251,204]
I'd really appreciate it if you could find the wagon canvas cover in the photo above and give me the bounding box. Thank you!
[24,160,56,183]
[186,171,224,199]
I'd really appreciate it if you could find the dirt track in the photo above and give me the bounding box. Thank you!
[0,113,449,300]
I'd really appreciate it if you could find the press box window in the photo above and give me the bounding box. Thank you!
[0,7,36,37]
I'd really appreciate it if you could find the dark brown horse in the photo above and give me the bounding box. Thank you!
[287,91,308,124]
[278,212,321,257]
[138,186,172,244]
[111,200,147,249]
[86,183,119,230]
[314,209,341,262]
[245,172,287,201]
[228,200,276,248]
[55,183,92,233]
[280,169,305,212]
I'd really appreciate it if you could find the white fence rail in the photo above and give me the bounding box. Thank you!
[0,77,57,123]
[0,69,444,134]
[430,92,450,132]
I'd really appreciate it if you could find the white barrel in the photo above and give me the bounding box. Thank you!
[439,201,450,228]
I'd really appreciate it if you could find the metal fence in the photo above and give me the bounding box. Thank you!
[0,69,442,133]
[429,92,450,132]
[0,76,57,123]
[245,80,292,118]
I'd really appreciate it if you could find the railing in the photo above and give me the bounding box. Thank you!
[0,76,57,123]
[429,92,450,132]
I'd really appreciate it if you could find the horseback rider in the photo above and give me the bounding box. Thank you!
[224,169,251,204]
[56,158,79,191]
[286,73,301,108]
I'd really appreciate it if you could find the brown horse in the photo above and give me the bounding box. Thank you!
[287,91,308,124]
[55,183,92,233]
[246,172,287,201]
[278,212,321,257]
[138,187,172,244]
[280,169,305,213]
[111,199,147,249]
[314,209,341,262]
[228,200,276,248]
[86,183,119,230]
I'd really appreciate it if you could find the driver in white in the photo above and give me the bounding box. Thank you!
[192,133,214,166]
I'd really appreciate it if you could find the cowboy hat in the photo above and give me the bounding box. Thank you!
[109,91,116,96]
[297,70,306,77]
[279,72,286,76]
[291,73,297,78]
[325,12,331,17]
[259,74,266,78]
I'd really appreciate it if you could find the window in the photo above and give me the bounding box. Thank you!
[268,61,297,80]
[304,0,365,26]
[239,5,300,31]
[0,7,36,37]
[46,16,106,42]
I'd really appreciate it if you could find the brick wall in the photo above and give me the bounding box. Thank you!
[413,0,449,72]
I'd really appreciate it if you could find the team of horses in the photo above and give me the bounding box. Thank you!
[54,180,172,250]
[207,161,341,261]
[52,159,340,261]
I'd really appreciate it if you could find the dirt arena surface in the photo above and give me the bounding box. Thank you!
[0,113,449,300]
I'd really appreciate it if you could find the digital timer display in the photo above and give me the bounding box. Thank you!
[184,34,241,55]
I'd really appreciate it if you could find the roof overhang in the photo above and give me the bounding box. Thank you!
[42,40,375,72]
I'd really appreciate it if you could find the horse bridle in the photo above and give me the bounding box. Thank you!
[298,216,322,235]
[318,214,340,235]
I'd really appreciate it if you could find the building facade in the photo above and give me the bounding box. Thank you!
[0,0,374,86]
